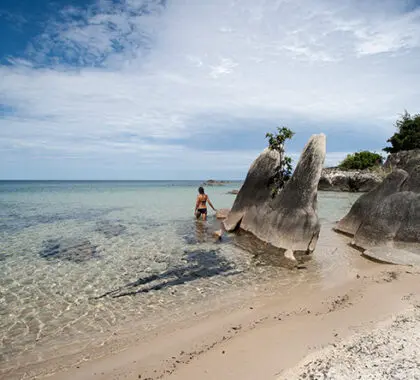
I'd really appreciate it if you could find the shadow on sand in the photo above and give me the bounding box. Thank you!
[95,248,241,299]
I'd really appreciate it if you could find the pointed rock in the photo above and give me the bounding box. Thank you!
[224,134,326,254]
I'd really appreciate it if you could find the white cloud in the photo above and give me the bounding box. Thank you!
[1,0,419,178]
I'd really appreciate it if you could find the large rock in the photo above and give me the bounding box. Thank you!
[335,164,420,256]
[224,134,326,257]
[318,168,382,192]
[216,208,230,219]
[384,149,420,172]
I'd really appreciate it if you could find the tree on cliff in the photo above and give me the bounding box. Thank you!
[383,111,420,153]
[339,151,383,171]
[266,127,294,192]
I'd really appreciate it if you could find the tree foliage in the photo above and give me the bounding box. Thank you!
[265,127,295,193]
[339,151,383,171]
[266,127,294,152]
[383,111,420,153]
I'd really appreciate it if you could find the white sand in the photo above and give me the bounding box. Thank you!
[280,306,420,379]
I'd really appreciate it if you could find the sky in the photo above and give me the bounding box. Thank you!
[1,0,420,180]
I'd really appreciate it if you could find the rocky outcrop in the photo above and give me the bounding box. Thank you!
[384,149,420,172]
[335,163,420,262]
[202,180,230,186]
[319,168,382,192]
[318,150,420,193]
[224,134,326,258]
[227,189,239,195]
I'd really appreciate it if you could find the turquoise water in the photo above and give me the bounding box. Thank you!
[0,181,361,378]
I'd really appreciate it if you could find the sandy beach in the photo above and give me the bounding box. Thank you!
[1,184,419,380]
[34,262,420,380]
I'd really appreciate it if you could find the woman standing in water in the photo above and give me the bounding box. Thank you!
[195,186,216,221]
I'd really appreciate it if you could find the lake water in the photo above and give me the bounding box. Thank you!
[0,181,363,379]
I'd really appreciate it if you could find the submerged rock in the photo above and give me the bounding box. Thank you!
[227,189,239,195]
[224,134,326,257]
[212,229,223,240]
[318,168,382,192]
[335,163,420,259]
[39,238,99,263]
[95,220,126,238]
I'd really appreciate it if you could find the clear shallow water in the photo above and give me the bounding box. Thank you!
[0,181,362,377]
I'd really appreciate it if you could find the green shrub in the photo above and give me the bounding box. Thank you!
[265,127,295,193]
[339,151,383,171]
[383,111,420,153]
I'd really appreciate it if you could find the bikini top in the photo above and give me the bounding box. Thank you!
[198,194,208,205]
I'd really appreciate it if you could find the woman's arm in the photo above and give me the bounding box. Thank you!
[207,198,216,211]
[195,196,200,213]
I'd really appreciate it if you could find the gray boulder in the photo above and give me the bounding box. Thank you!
[384,149,420,171]
[318,168,382,192]
[224,134,326,258]
[335,164,420,257]
[215,208,230,219]
[223,148,280,231]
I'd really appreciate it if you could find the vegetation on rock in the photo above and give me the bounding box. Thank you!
[338,151,383,171]
[383,111,420,153]
[265,127,294,193]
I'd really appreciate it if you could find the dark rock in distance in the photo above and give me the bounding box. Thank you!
[202,180,230,186]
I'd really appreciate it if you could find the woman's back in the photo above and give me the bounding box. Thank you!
[197,194,208,208]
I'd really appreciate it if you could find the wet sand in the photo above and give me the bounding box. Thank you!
[35,263,420,380]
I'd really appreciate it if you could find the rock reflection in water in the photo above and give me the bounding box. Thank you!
[96,248,241,298]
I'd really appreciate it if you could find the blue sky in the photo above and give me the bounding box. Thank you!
[1,0,420,180]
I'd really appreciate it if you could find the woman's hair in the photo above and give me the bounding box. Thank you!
[198,186,205,194]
